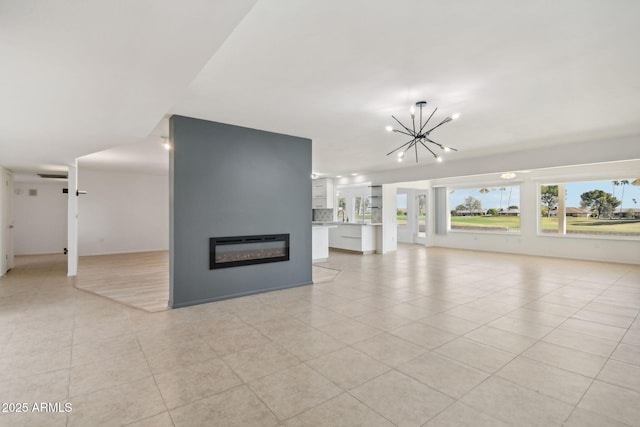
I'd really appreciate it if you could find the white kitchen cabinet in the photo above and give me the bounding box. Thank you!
[328,223,378,254]
[312,178,334,209]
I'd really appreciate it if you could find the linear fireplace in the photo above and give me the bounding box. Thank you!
[209,234,290,269]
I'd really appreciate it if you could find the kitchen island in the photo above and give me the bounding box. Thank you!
[327,222,381,254]
[312,224,336,262]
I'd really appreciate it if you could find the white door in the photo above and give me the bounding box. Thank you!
[414,191,427,245]
[1,170,15,274]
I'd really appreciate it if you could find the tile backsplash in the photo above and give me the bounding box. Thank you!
[312,209,334,222]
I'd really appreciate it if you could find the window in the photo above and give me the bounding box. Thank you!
[354,196,370,222]
[449,185,521,232]
[397,193,408,226]
[540,179,640,238]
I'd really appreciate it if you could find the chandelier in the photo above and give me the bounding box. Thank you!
[386,101,459,163]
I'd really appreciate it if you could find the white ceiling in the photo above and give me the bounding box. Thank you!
[2,0,640,180]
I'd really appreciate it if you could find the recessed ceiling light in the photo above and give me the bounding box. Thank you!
[351,173,358,176]
[336,175,343,178]
[500,172,517,179]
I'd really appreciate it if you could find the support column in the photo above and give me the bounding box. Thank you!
[557,183,566,235]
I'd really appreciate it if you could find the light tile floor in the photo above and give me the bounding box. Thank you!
[1,246,639,426]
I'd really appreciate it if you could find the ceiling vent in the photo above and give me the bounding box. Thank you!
[37,173,68,179]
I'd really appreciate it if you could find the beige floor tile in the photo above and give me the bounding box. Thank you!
[154,357,242,408]
[406,296,458,313]
[488,316,553,339]
[506,307,568,327]
[420,313,483,335]
[461,376,573,426]
[323,300,378,317]
[573,308,635,328]
[0,346,71,379]
[352,310,413,332]
[398,351,489,398]
[70,351,151,397]
[597,359,640,393]
[291,306,350,327]
[542,328,618,357]
[496,356,592,405]
[4,248,640,427]
[71,334,141,367]
[249,364,342,420]
[352,333,427,367]
[578,380,640,426]
[0,369,69,403]
[444,306,503,324]
[350,370,453,427]
[622,329,640,346]
[143,337,217,374]
[316,318,383,345]
[126,412,175,427]
[389,322,457,349]
[381,302,436,321]
[353,295,400,309]
[283,393,393,427]
[559,318,627,341]
[222,342,300,382]
[68,377,165,427]
[276,330,344,361]
[203,324,271,356]
[611,342,640,366]
[306,347,390,390]
[170,385,277,427]
[563,407,630,427]
[253,316,316,341]
[523,301,578,317]
[522,341,607,378]
[434,338,515,373]
[464,326,537,354]
[424,401,510,427]
[0,411,68,427]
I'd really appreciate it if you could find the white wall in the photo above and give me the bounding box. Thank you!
[12,181,67,255]
[78,168,168,255]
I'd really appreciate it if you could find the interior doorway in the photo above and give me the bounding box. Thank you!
[1,169,15,275]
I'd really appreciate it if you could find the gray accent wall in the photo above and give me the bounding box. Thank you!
[169,115,312,308]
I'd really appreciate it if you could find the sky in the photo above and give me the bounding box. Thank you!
[398,178,640,211]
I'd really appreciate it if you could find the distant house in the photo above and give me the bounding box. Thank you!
[612,208,640,219]
[499,208,520,216]
[548,207,591,217]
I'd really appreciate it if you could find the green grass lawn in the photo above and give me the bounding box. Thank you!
[447,215,640,235]
[451,216,521,231]
[540,216,640,234]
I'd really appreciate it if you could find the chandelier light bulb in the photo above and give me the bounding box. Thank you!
[397,151,405,158]
[385,125,393,132]
[397,157,403,163]
[443,146,451,152]
[436,156,443,162]
[452,113,461,120]
[410,105,415,117]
